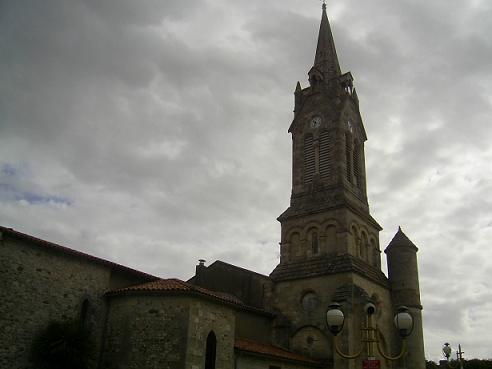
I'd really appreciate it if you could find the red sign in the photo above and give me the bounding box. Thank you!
[363,360,381,369]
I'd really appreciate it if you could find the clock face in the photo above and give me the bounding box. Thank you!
[310,116,322,129]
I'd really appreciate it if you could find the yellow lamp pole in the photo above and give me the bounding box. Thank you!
[327,303,413,366]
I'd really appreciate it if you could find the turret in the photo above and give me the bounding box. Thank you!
[385,227,425,369]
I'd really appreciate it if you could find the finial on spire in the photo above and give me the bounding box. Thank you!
[322,0,326,11]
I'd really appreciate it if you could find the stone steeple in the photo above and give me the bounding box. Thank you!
[268,6,425,369]
[309,3,341,85]
[274,3,382,275]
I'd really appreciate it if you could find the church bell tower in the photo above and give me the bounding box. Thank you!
[269,5,425,369]
[275,3,382,269]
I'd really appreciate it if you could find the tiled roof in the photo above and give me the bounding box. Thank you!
[235,338,321,366]
[107,278,274,317]
[270,254,389,287]
[0,226,157,280]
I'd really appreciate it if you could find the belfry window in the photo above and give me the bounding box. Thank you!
[353,141,361,187]
[345,133,352,183]
[304,135,315,183]
[319,130,333,180]
[205,331,217,369]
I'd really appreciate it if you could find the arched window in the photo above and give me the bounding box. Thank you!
[325,225,337,251]
[205,331,217,369]
[301,291,319,313]
[304,134,315,183]
[311,231,319,255]
[289,232,301,261]
[361,233,368,261]
[351,225,359,256]
[370,239,380,267]
[80,299,90,325]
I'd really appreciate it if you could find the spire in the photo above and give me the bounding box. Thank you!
[385,227,418,252]
[309,3,341,84]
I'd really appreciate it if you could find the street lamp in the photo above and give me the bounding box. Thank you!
[442,343,464,369]
[326,303,413,363]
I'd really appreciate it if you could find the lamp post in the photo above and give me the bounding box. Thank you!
[326,303,413,367]
[442,343,464,369]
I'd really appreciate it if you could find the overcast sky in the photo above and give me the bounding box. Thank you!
[1,0,492,362]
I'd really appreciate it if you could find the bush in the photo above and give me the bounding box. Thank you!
[426,360,440,369]
[31,319,92,369]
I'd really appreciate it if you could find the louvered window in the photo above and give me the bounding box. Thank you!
[319,130,333,180]
[304,135,315,183]
[345,133,352,182]
[353,142,361,187]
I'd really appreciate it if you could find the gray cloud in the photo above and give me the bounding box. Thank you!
[1,0,491,361]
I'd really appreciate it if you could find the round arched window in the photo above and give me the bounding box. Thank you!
[301,292,319,313]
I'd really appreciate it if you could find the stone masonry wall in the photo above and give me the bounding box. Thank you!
[0,235,112,369]
[101,294,190,369]
[235,310,272,343]
[272,273,397,369]
[186,299,236,369]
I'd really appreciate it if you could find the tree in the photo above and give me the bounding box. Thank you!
[427,360,440,369]
[462,359,492,369]
[427,359,492,369]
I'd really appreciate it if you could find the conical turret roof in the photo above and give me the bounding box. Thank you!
[384,227,418,253]
[309,3,341,82]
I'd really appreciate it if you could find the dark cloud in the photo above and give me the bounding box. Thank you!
[1,0,491,361]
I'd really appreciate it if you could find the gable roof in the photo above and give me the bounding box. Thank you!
[0,226,157,281]
[204,260,271,280]
[107,278,274,317]
[235,338,322,366]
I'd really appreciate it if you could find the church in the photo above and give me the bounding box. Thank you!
[0,5,425,369]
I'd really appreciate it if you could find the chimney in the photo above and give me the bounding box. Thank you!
[195,259,207,286]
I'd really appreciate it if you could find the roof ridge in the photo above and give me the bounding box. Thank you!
[0,226,157,280]
[106,277,274,317]
[208,260,270,279]
[234,338,321,366]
